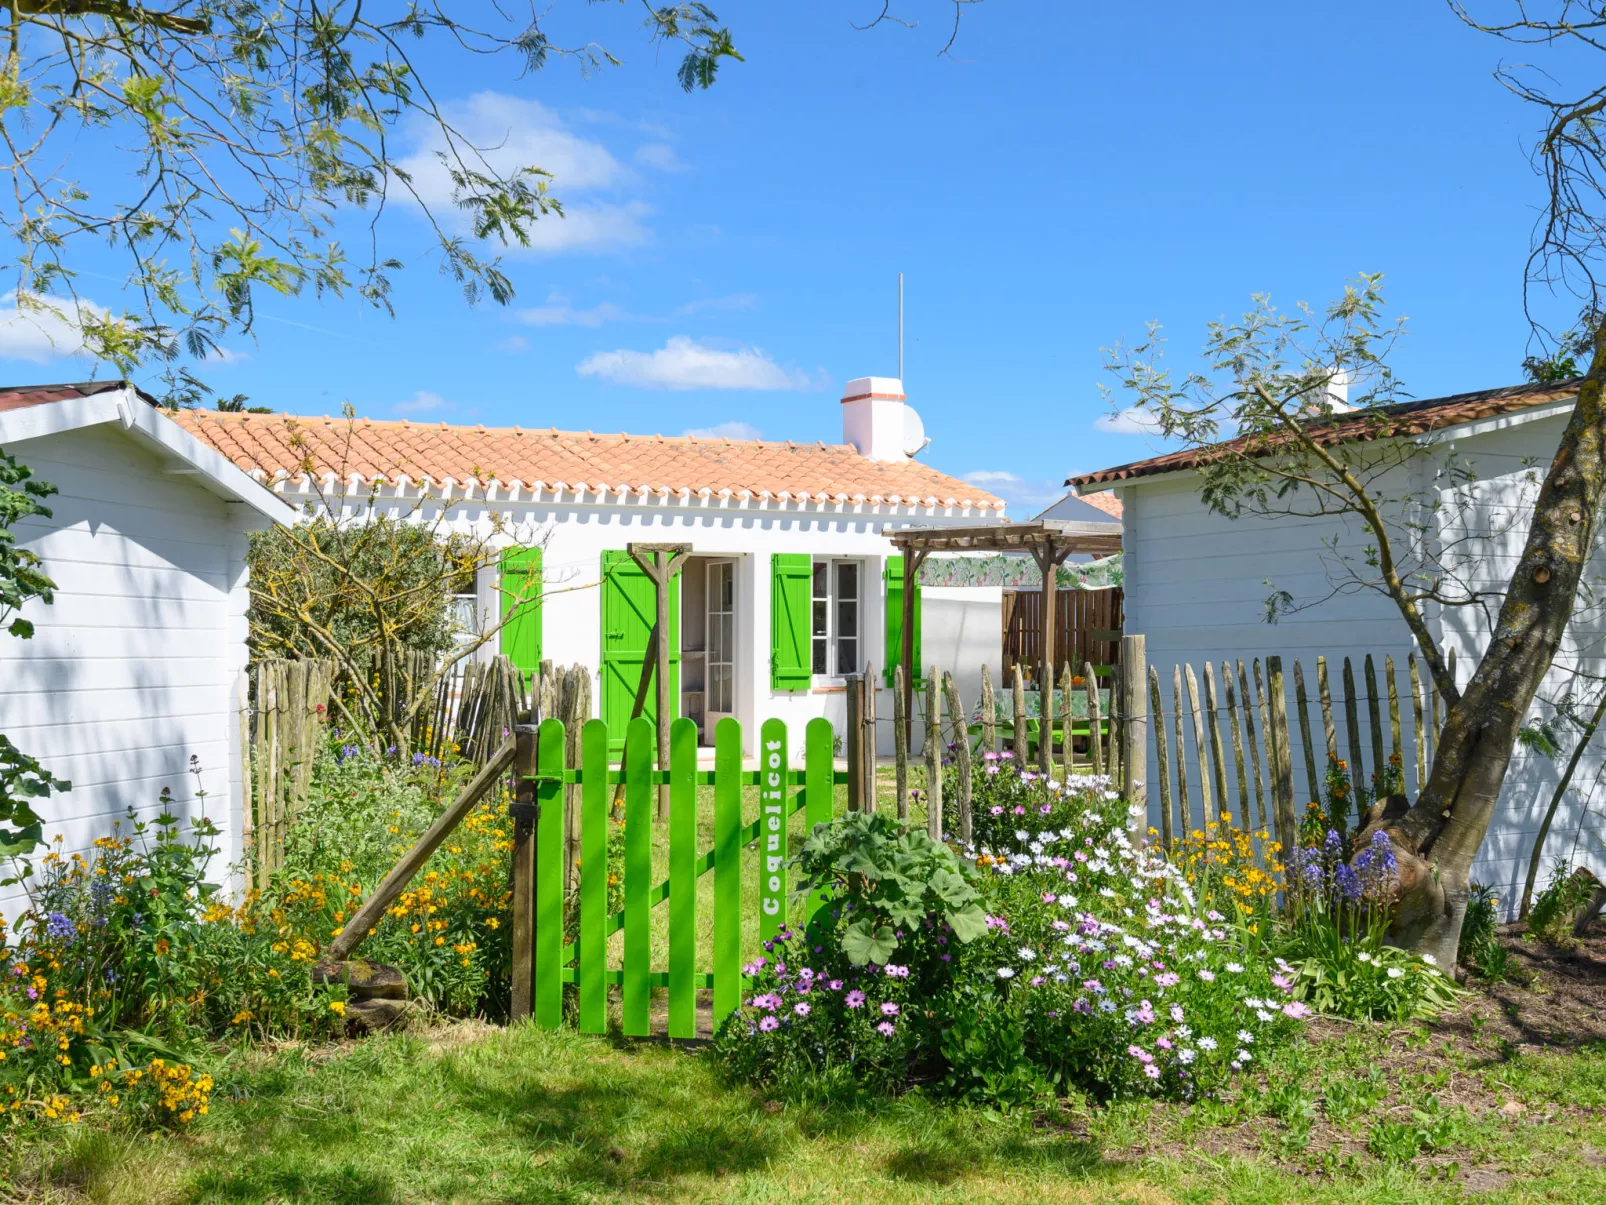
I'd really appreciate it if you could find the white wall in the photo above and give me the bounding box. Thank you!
[1424,412,1606,905]
[0,424,263,924]
[1117,410,1606,913]
[304,486,1002,759]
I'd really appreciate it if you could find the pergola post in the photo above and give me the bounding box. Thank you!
[1035,544,1056,775]
[887,519,1122,781]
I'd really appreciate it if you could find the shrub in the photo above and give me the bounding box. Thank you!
[1460,883,1511,981]
[793,811,987,971]
[259,740,514,1015]
[715,758,1313,1107]
[1278,829,1459,1020]
[1529,861,1601,947]
[1,792,345,1130]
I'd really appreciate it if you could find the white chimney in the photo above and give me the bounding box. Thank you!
[841,376,927,462]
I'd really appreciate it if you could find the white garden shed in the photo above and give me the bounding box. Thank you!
[177,377,1011,756]
[1070,379,1605,909]
[0,382,296,924]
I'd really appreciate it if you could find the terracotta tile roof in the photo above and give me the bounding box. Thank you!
[172,411,1007,511]
[1069,379,1582,489]
[1077,490,1123,519]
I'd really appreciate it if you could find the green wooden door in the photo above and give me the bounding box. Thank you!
[600,550,681,752]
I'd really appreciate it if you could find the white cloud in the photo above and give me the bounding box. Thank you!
[0,292,113,362]
[678,293,758,315]
[683,420,762,440]
[634,143,686,172]
[577,336,815,392]
[394,390,449,417]
[516,300,638,327]
[516,201,653,254]
[1095,405,1163,435]
[207,345,249,364]
[963,469,1063,516]
[393,93,657,254]
[496,336,530,354]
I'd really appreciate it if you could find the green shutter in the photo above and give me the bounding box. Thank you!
[884,555,922,688]
[770,553,812,692]
[499,546,542,685]
[600,550,680,752]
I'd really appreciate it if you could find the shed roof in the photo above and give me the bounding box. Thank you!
[0,382,295,527]
[173,410,1006,510]
[1068,379,1582,490]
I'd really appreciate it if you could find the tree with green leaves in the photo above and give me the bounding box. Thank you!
[1100,1,1606,967]
[0,448,67,866]
[0,1,742,403]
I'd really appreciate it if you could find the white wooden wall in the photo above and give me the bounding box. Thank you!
[0,424,259,926]
[1116,411,1606,914]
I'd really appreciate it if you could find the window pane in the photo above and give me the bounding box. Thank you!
[813,561,828,600]
[812,598,828,639]
[837,637,858,676]
[836,561,858,602]
[813,635,828,675]
[837,596,857,640]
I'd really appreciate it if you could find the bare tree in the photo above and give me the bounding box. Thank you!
[245,412,554,754]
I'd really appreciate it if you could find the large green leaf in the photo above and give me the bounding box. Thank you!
[841,921,898,966]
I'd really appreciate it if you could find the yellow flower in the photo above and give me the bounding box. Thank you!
[329,1001,346,1017]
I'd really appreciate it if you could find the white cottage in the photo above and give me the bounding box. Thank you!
[1069,379,1605,907]
[0,382,296,923]
[177,377,1007,755]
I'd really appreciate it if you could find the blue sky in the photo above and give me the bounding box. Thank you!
[0,2,1565,515]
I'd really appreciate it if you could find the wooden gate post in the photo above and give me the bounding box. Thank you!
[845,671,864,812]
[862,663,879,811]
[509,716,539,1022]
[1121,634,1147,840]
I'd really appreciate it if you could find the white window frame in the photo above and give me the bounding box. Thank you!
[811,557,863,680]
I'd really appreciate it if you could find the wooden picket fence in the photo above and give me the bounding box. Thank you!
[249,653,551,886]
[512,715,845,1037]
[247,658,335,888]
[1147,650,1448,854]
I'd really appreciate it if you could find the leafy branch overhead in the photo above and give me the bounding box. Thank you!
[0,1,742,397]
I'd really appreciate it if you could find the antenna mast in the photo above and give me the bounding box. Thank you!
[898,272,904,382]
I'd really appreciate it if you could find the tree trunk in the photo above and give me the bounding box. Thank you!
[1361,340,1606,967]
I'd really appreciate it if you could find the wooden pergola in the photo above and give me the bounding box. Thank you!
[887,519,1122,773]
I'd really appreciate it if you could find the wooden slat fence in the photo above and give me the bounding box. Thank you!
[248,658,335,890]
[1144,649,1448,854]
[1003,587,1124,685]
[248,653,562,888]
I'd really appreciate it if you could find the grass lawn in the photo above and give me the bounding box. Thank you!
[12,984,1606,1205]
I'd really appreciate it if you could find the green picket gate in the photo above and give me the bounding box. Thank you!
[519,714,845,1037]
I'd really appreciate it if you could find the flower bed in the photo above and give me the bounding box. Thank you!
[712,753,1313,1107]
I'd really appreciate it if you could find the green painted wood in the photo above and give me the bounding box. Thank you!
[668,717,697,1039]
[622,715,653,1035]
[562,969,715,989]
[770,554,812,691]
[534,718,565,1029]
[883,555,922,687]
[601,550,681,752]
[712,717,744,1025]
[578,718,608,1034]
[805,716,834,920]
[499,546,543,688]
[759,718,788,943]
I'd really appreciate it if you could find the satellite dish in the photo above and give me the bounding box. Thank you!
[902,405,929,458]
